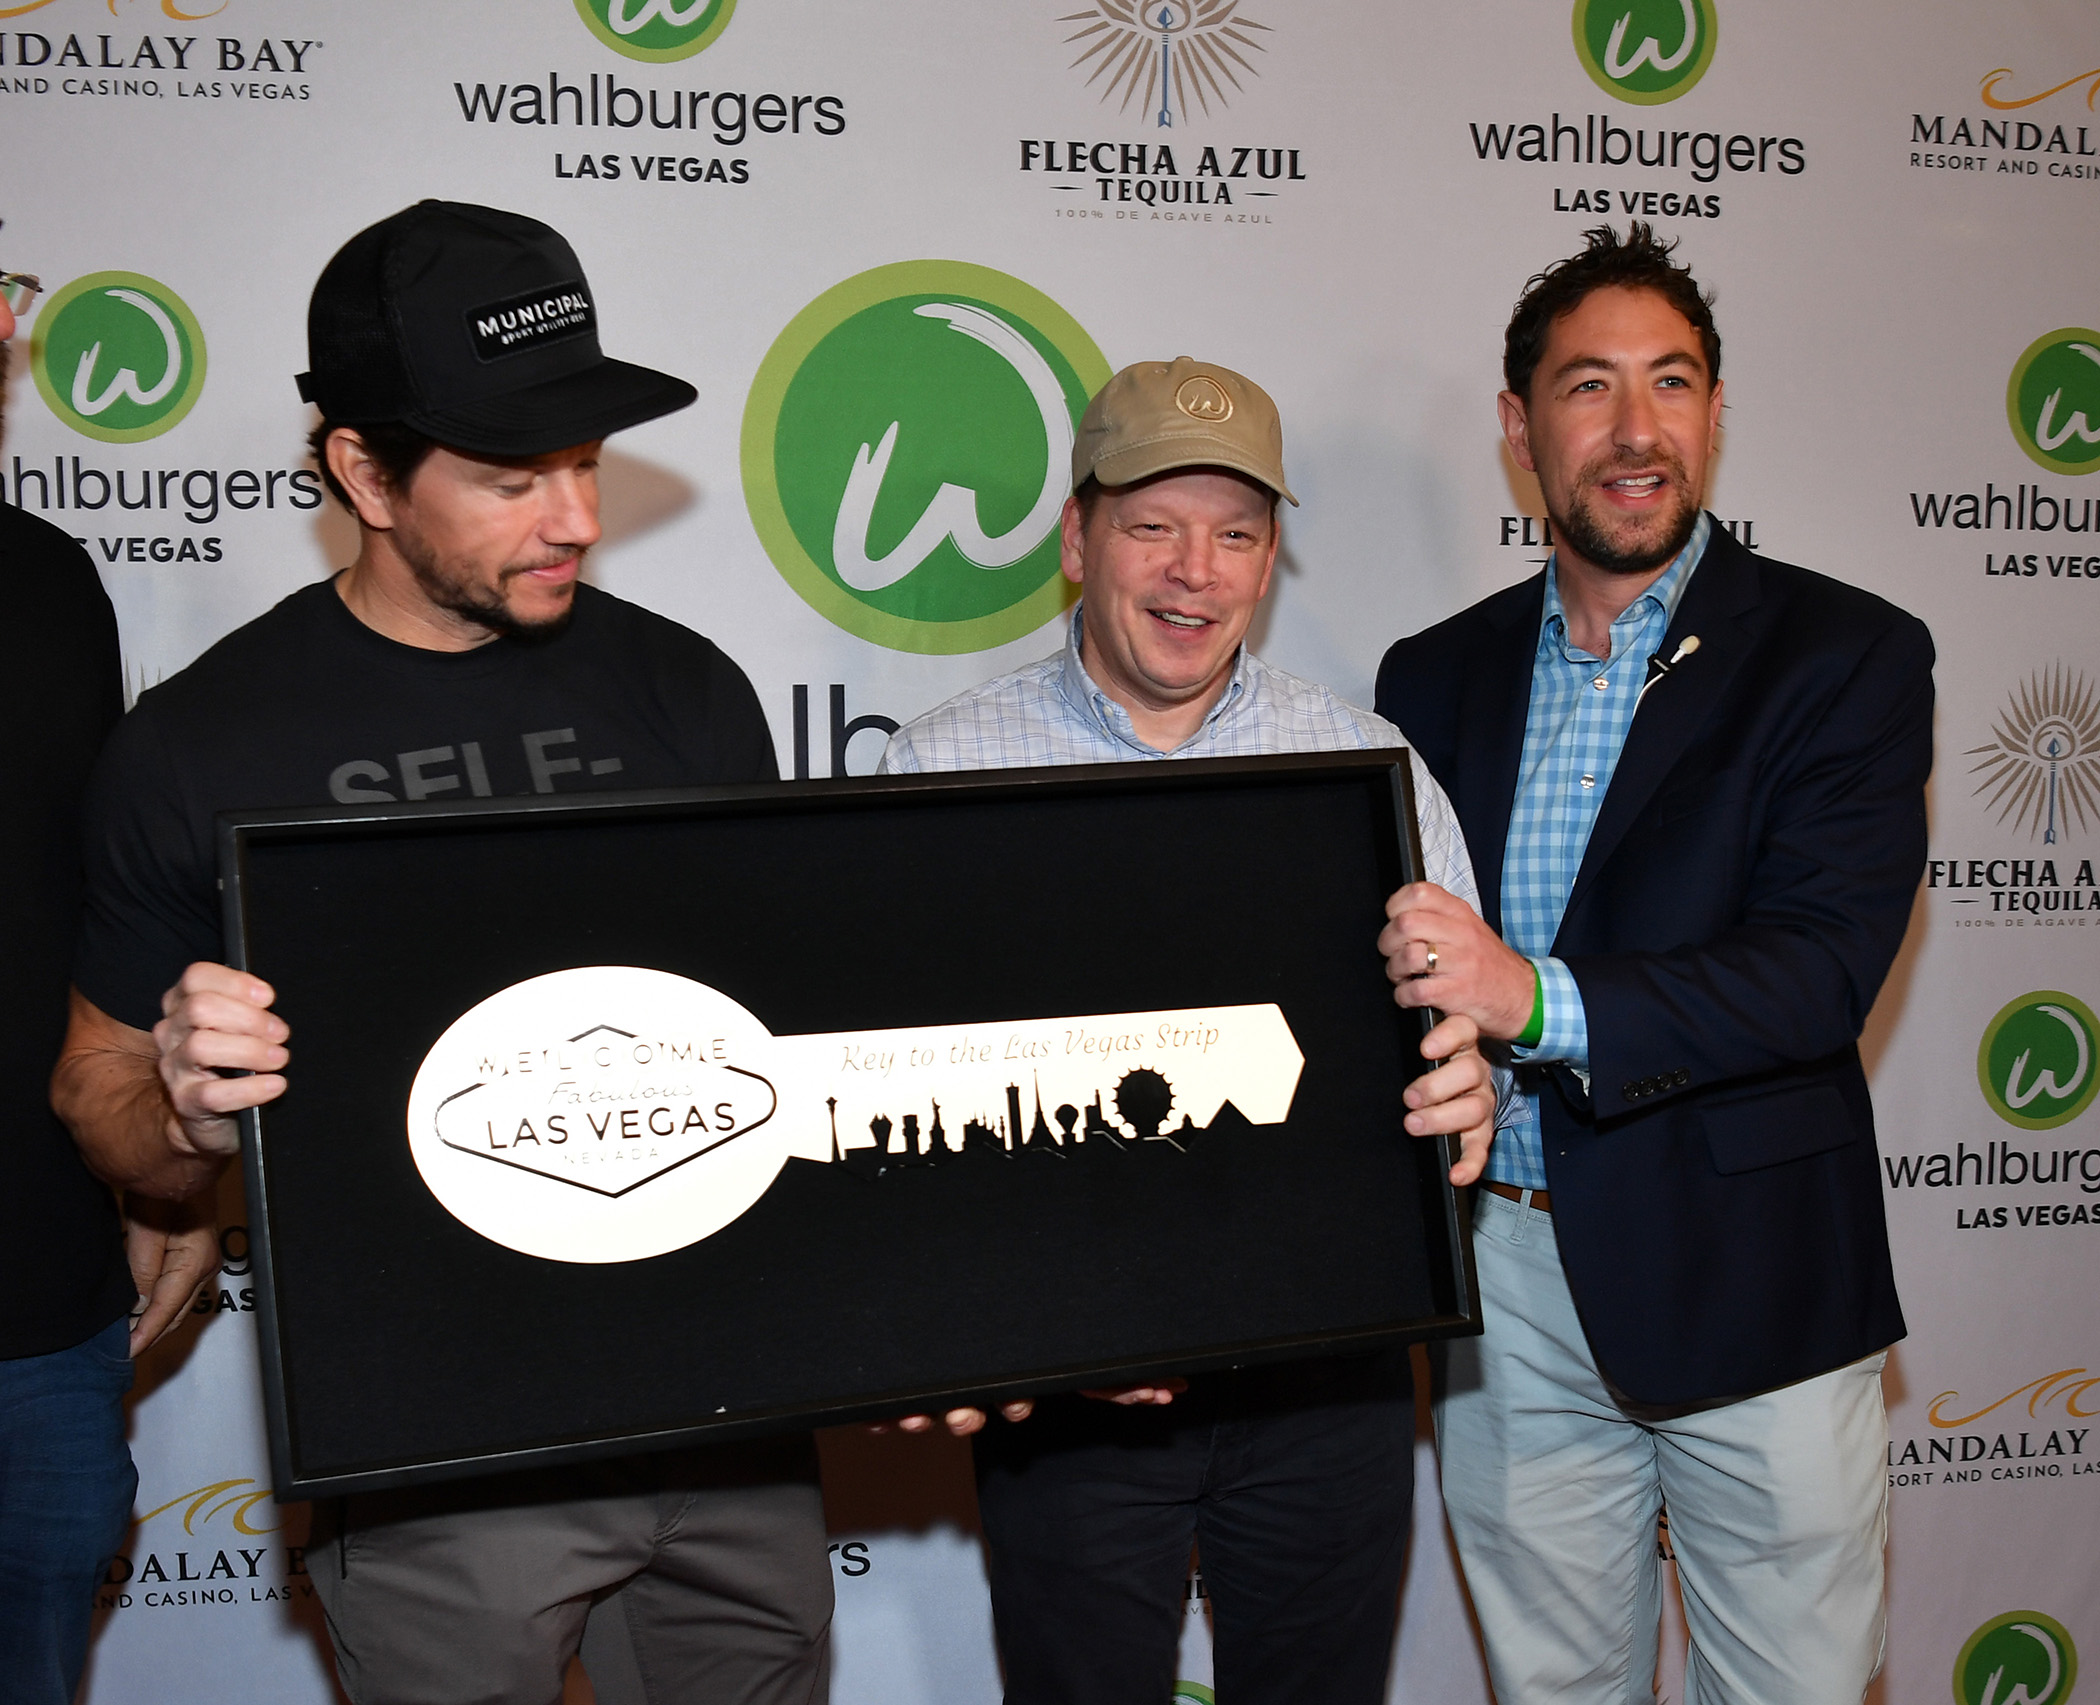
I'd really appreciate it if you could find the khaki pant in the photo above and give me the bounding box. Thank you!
[1436,1190,1889,1705]
[309,1439,832,1705]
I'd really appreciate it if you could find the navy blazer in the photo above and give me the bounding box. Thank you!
[1376,521,1932,1405]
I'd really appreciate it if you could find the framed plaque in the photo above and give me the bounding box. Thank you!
[221,751,1480,1498]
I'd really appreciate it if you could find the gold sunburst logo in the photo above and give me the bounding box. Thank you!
[1060,1,1272,129]
[1968,663,2100,845]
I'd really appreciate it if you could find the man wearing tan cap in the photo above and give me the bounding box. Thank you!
[877,358,1496,1705]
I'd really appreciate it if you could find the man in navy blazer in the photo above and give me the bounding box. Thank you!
[1374,225,1933,1705]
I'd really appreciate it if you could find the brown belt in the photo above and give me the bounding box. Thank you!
[1481,1180,1553,1213]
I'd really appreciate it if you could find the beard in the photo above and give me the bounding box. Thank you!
[1549,447,1703,577]
[396,528,580,642]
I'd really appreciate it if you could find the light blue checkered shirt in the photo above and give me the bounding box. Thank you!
[880,602,1481,913]
[1489,514,1710,1189]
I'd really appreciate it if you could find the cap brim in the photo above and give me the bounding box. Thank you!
[1091,433,1298,506]
[403,356,698,458]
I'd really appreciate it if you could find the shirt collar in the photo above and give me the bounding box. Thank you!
[1057,601,1253,755]
[1540,510,1710,658]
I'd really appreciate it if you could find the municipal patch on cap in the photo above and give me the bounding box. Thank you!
[466,281,595,362]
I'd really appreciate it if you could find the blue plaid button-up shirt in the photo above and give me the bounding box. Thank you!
[1488,514,1709,1189]
[880,602,1481,914]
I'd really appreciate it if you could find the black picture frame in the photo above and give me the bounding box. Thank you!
[221,751,1480,1498]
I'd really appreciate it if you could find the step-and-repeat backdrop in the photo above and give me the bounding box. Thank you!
[5,0,2096,1699]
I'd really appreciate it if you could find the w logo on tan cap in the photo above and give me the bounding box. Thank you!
[1175,375,1233,421]
[1076,355,1297,504]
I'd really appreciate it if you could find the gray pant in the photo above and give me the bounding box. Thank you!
[309,1439,832,1705]
[1436,1191,1888,1705]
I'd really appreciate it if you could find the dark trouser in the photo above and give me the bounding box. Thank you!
[974,1352,1415,1705]
[0,1316,138,1705]
[309,1436,831,1705]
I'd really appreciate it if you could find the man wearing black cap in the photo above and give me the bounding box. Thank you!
[52,202,831,1704]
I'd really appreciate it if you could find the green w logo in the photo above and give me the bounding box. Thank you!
[1954,1612,2079,1705]
[2009,329,2100,476]
[832,303,1074,592]
[1978,993,2100,1131]
[742,261,1110,655]
[30,271,206,444]
[573,0,737,62]
[1572,0,1718,104]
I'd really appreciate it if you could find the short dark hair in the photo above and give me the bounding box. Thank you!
[1503,222,1720,401]
[307,417,439,511]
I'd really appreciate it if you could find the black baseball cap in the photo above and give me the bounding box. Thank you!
[296,200,696,457]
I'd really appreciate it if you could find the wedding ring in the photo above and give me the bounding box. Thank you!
[1424,943,1439,975]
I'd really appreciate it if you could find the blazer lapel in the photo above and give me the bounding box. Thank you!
[1562,526,1763,918]
[1454,574,1543,936]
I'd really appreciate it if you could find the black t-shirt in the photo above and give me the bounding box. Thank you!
[77,578,778,1034]
[2,504,133,1360]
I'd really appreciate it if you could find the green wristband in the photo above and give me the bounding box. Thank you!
[1516,963,1545,1049]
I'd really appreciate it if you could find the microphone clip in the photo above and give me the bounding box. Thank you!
[1635,635,1701,709]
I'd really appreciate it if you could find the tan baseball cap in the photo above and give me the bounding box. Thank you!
[1072,355,1298,506]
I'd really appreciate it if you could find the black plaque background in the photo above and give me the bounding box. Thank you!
[223,753,1479,1497]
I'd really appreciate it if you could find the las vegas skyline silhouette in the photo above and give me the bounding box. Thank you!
[822,1067,1222,1179]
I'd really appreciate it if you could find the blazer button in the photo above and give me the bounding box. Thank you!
[1622,1081,1641,1100]
[1673,1068,1690,1087]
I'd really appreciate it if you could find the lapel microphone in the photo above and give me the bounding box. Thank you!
[1635,635,1700,709]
